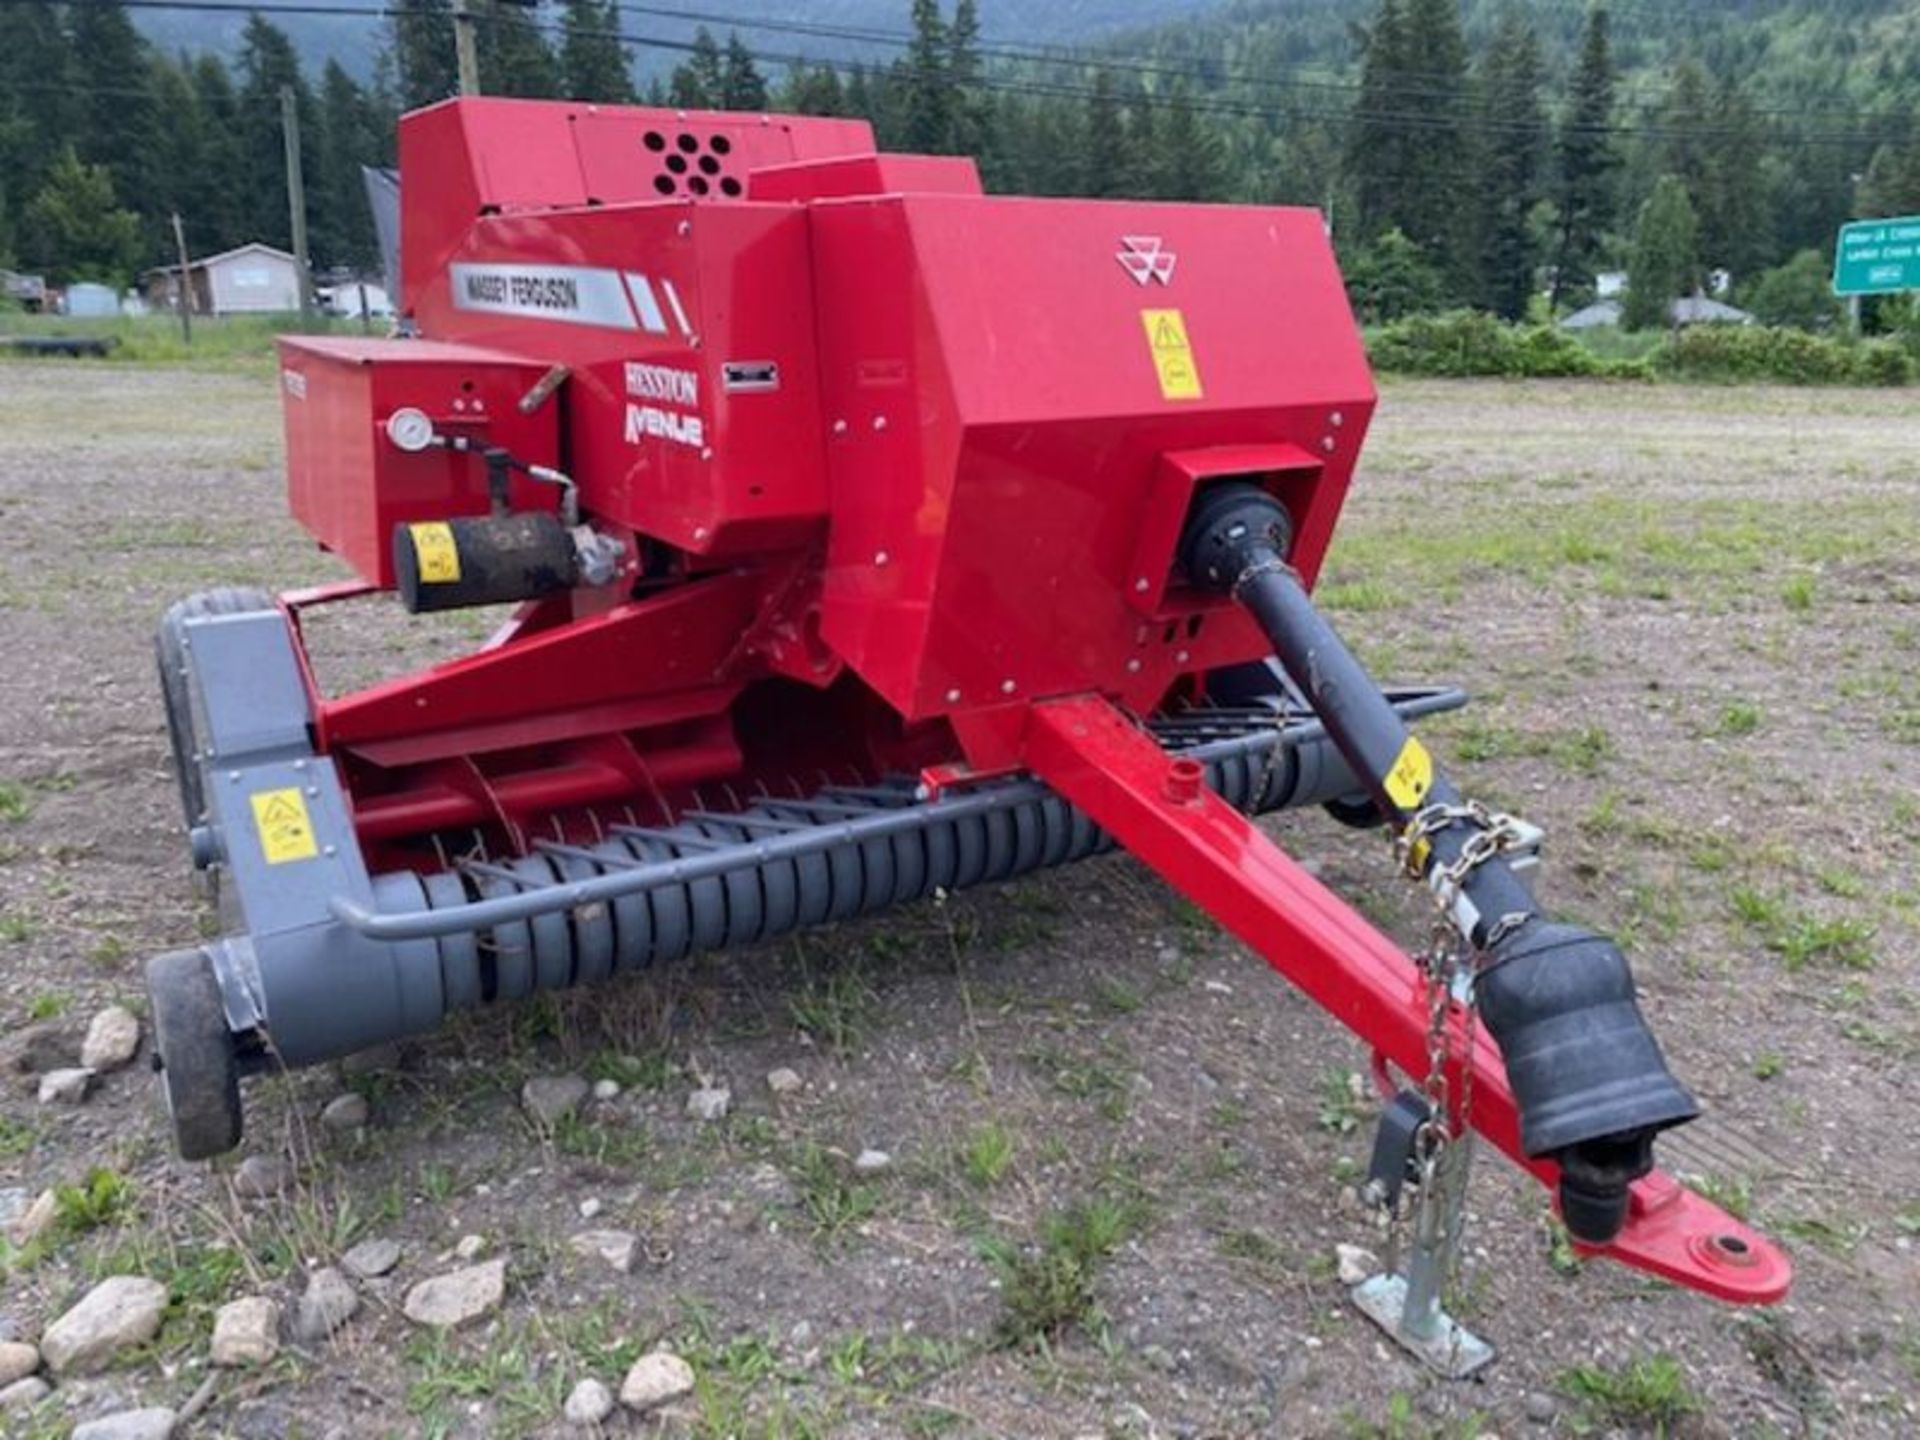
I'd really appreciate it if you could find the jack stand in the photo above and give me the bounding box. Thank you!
[1352,1133,1496,1378]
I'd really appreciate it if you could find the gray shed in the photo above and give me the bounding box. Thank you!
[63,282,120,317]
[146,243,304,316]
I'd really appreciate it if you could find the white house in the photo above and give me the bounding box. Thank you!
[146,242,304,316]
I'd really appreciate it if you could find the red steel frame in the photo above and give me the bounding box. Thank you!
[1021,695,1790,1305]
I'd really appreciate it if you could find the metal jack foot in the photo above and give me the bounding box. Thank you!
[1351,1134,1495,1379]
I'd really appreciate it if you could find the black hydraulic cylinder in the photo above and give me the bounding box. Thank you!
[1179,483,1699,1243]
[392,512,579,615]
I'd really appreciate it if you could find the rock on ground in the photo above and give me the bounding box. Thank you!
[41,1275,169,1375]
[686,1087,731,1121]
[0,1376,52,1411]
[72,1408,178,1440]
[341,1237,401,1279]
[765,1067,802,1095]
[590,1078,621,1101]
[319,1092,369,1131]
[569,1229,638,1274]
[340,1041,402,1075]
[2,1021,78,1075]
[37,1066,93,1104]
[852,1148,892,1174]
[1335,1243,1377,1287]
[521,1073,590,1126]
[232,1154,291,1199]
[0,1340,37,1387]
[403,1258,506,1329]
[211,1296,281,1367]
[292,1267,359,1344]
[80,1005,141,1071]
[564,1377,615,1426]
[9,1188,56,1245]
[620,1351,696,1412]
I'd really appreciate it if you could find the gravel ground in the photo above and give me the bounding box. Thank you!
[1,363,1917,1438]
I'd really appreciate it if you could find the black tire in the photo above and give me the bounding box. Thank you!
[156,587,275,830]
[1323,793,1387,830]
[147,947,243,1161]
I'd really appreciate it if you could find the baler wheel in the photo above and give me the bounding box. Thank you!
[147,947,243,1160]
[1324,793,1386,830]
[156,587,275,830]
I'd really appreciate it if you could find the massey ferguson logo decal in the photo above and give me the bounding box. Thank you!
[1117,235,1176,286]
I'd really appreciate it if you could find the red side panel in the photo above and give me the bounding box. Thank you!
[808,194,1374,728]
[277,337,560,587]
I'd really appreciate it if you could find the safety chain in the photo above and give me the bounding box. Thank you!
[1249,691,1294,816]
[1395,799,1528,892]
[1388,795,1529,1288]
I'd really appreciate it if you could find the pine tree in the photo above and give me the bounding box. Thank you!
[1548,5,1618,309]
[0,1,72,226]
[845,65,875,123]
[904,0,951,153]
[947,0,990,160]
[1083,69,1126,198]
[670,28,724,109]
[68,0,156,217]
[1151,81,1226,201]
[23,147,143,284]
[476,0,559,99]
[389,0,457,110]
[559,0,632,104]
[781,63,848,118]
[144,56,212,257]
[721,35,768,112]
[1473,13,1545,319]
[1860,121,1920,217]
[316,61,382,269]
[236,14,312,253]
[1398,0,1470,282]
[189,56,249,254]
[1124,86,1160,198]
[1348,0,1411,241]
[1699,77,1768,282]
[1625,174,1698,330]
[1657,62,1713,207]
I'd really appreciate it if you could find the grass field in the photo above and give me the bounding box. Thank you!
[0,365,1916,1437]
[0,310,369,369]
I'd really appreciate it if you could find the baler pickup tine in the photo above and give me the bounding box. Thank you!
[813,785,917,806]
[459,859,542,887]
[679,810,816,832]
[607,824,731,850]
[755,797,882,819]
[530,838,642,869]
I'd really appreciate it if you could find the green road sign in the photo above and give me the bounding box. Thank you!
[1833,216,1920,296]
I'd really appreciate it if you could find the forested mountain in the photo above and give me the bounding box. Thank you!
[127,0,1225,80]
[4,0,1919,333]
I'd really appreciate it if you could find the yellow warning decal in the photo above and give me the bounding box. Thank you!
[1139,308,1204,401]
[1383,736,1434,812]
[409,522,460,584]
[251,787,318,865]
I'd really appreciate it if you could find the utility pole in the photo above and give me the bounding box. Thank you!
[280,85,314,320]
[452,0,481,96]
[169,212,194,346]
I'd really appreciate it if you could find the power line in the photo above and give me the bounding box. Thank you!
[16,0,1918,121]
[4,0,1914,149]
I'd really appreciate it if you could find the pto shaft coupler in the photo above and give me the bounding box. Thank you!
[1179,483,1699,1243]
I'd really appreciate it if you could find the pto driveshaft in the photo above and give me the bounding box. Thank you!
[1179,484,1700,1242]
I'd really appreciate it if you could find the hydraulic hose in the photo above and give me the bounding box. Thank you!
[1180,483,1699,1243]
